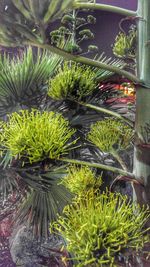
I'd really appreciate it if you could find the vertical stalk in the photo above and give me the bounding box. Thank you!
[72,10,76,46]
[133,0,150,207]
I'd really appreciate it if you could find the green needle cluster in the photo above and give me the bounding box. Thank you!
[113,30,136,58]
[48,62,97,100]
[1,110,77,164]
[61,165,102,195]
[52,191,149,267]
[88,118,133,153]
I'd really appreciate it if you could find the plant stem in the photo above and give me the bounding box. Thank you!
[73,3,137,17]
[133,0,150,208]
[72,10,76,45]
[79,102,134,127]
[59,157,135,178]
[28,42,140,83]
[111,150,128,171]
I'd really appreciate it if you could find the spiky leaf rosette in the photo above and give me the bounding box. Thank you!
[88,118,133,153]
[0,47,62,116]
[61,165,102,195]
[48,56,124,103]
[52,191,150,267]
[48,62,97,100]
[1,110,77,164]
[113,28,136,59]
[90,54,124,82]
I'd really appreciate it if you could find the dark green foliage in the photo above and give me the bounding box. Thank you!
[0,0,75,46]
[90,54,124,82]
[0,167,19,200]
[52,190,149,267]
[0,47,125,239]
[0,2,138,246]
[0,47,61,116]
[16,165,72,238]
[87,15,96,24]
[66,42,82,54]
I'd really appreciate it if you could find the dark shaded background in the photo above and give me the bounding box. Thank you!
[97,0,137,10]
[85,0,137,56]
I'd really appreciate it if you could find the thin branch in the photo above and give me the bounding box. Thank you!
[111,150,128,171]
[59,158,135,178]
[76,22,90,30]
[79,102,134,127]
[77,36,86,44]
[27,42,140,83]
[73,3,137,17]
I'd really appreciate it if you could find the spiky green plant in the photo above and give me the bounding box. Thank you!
[1,109,77,164]
[52,190,150,267]
[48,62,97,100]
[88,118,133,153]
[61,165,102,195]
[113,28,136,59]
[0,47,62,116]
[48,56,124,103]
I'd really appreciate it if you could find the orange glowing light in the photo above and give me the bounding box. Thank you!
[115,82,135,96]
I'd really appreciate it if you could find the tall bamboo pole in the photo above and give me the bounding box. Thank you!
[133,0,150,207]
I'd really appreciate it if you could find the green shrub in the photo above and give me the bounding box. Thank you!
[87,118,133,153]
[113,30,136,58]
[1,110,77,163]
[0,47,62,116]
[52,191,149,267]
[61,165,102,195]
[48,62,97,100]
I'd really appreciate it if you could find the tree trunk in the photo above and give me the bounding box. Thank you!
[133,0,150,207]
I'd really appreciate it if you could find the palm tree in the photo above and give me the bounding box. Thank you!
[0,1,149,265]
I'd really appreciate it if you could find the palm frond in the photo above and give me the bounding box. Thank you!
[16,164,68,191]
[15,166,72,238]
[86,82,135,122]
[43,0,75,23]
[0,0,75,46]
[105,97,135,121]
[0,150,13,168]
[0,168,19,200]
[92,53,125,82]
[70,114,105,127]
[0,47,62,116]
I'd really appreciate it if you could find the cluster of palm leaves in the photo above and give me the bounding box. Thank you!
[0,0,137,242]
[0,47,62,116]
[0,2,150,267]
[0,45,134,238]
